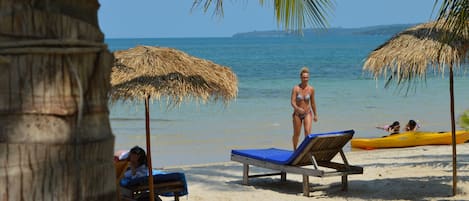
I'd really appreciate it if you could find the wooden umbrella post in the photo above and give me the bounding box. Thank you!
[145,95,155,201]
[450,67,457,196]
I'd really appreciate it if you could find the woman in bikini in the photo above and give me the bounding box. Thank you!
[291,67,318,150]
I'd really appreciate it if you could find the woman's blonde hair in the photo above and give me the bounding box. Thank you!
[299,66,309,76]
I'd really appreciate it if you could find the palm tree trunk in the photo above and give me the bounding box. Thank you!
[0,0,116,200]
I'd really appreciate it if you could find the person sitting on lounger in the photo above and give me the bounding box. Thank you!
[123,146,148,179]
[117,146,171,201]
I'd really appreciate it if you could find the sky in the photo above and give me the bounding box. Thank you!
[98,0,440,38]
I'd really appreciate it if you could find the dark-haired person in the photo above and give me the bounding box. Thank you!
[405,120,420,132]
[377,121,400,135]
[123,146,148,179]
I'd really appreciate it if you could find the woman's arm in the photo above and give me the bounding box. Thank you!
[291,86,303,113]
[310,87,318,122]
[134,165,149,178]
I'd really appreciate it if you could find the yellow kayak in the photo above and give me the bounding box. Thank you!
[351,130,469,150]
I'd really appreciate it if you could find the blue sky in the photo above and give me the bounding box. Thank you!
[98,0,439,38]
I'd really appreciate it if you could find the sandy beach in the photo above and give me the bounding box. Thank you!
[159,143,469,201]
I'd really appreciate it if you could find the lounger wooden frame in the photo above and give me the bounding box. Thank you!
[120,180,185,201]
[231,134,363,197]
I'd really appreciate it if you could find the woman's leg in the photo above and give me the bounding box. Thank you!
[303,112,313,137]
[292,113,302,150]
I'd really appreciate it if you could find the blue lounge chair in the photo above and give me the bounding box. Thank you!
[231,130,363,196]
[120,170,188,201]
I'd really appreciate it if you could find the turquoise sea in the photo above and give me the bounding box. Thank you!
[106,35,469,167]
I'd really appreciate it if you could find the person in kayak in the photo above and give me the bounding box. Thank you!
[405,120,420,131]
[377,121,400,135]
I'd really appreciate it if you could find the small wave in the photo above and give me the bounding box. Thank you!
[272,122,281,127]
[111,117,174,122]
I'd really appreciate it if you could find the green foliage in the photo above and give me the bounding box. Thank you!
[459,109,469,130]
[435,0,469,44]
[192,0,334,34]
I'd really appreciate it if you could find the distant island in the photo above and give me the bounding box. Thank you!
[232,24,418,38]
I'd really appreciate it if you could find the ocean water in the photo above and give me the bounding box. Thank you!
[106,36,469,167]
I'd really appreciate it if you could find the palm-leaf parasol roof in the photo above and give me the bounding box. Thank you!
[110,45,238,105]
[364,20,469,84]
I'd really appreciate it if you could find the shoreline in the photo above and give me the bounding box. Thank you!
[111,77,469,168]
[159,143,469,201]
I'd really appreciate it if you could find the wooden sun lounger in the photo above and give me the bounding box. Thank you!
[115,161,187,201]
[120,180,185,201]
[231,130,363,196]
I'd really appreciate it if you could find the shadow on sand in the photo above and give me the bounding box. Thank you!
[165,151,469,200]
[227,175,463,200]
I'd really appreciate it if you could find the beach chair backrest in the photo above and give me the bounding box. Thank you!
[115,160,129,180]
[291,131,353,166]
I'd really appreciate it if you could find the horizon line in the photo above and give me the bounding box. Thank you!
[104,22,420,40]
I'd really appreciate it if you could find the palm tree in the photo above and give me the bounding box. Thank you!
[0,0,333,200]
[0,1,115,200]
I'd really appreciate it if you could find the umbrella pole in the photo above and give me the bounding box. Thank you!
[450,67,457,196]
[145,96,155,201]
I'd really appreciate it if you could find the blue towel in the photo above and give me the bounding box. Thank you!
[120,170,188,197]
[232,130,354,165]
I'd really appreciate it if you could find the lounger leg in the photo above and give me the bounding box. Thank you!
[243,164,249,185]
[280,171,286,182]
[175,195,180,201]
[302,175,310,197]
[341,175,348,191]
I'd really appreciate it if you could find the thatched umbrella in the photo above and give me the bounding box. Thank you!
[363,20,469,195]
[110,45,238,200]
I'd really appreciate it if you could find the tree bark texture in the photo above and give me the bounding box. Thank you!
[0,0,116,200]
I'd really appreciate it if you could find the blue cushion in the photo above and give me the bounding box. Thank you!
[232,130,354,165]
[232,148,293,164]
[120,170,188,197]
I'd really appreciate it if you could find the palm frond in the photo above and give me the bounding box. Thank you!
[435,0,469,46]
[274,0,334,33]
[192,0,224,16]
[193,0,334,33]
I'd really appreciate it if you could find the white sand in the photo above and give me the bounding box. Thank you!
[159,143,469,201]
